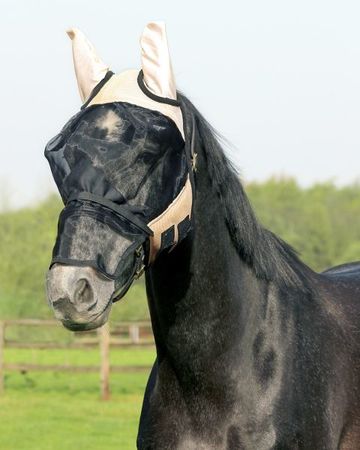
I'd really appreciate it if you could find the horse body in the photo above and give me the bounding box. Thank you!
[319,265,360,449]
[137,102,360,449]
[45,24,360,450]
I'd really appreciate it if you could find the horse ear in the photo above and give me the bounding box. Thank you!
[140,21,177,100]
[66,28,109,102]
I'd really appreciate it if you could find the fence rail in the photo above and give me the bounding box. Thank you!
[0,319,154,399]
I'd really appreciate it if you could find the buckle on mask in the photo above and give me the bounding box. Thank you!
[111,245,146,303]
[134,246,146,279]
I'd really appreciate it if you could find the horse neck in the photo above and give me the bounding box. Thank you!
[145,148,267,373]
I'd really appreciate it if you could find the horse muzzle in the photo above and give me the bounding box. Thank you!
[46,264,115,330]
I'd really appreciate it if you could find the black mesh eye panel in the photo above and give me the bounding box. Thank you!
[45,102,187,222]
[45,108,92,202]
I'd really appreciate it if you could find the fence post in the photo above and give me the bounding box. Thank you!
[129,324,140,344]
[0,321,5,393]
[98,322,110,400]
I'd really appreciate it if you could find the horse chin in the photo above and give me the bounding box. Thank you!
[60,303,112,331]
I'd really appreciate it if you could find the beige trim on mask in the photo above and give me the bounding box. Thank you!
[147,176,193,263]
[87,69,184,139]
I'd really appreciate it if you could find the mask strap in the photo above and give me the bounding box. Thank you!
[81,71,115,110]
[137,70,180,106]
[67,191,153,236]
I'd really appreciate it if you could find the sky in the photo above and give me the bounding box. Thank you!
[1,0,360,209]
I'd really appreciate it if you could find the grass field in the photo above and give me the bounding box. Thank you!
[0,347,156,450]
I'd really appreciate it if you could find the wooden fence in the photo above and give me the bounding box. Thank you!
[0,319,154,400]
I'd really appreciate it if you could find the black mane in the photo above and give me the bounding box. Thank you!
[178,92,313,294]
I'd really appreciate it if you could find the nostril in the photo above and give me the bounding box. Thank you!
[51,297,74,320]
[73,278,95,309]
[52,297,69,309]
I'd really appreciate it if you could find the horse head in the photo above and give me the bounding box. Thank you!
[45,23,195,331]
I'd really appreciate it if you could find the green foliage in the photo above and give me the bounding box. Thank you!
[246,177,360,271]
[0,195,62,318]
[1,178,360,320]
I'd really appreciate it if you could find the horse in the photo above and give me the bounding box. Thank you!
[45,22,360,449]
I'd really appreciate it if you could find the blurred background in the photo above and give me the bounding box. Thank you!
[1,0,360,449]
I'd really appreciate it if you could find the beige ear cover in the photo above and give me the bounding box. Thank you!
[140,21,177,100]
[67,28,109,102]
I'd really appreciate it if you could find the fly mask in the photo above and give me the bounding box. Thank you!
[45,23,196,302]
